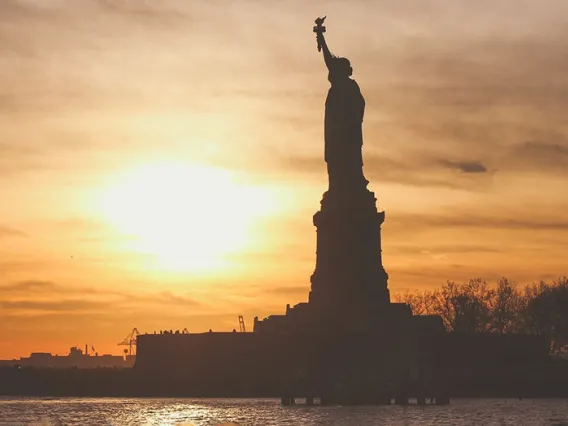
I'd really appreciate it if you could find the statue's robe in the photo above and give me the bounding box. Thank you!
[324,77,367,190]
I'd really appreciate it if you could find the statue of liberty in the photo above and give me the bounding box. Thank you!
[314,17,369,192]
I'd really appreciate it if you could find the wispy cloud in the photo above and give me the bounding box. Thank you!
[277,152,493,190]
[0,280,55,292]
[265,285,309,296]
[389,212,568,232]
[0,226,26,238]
[0,280,202,317]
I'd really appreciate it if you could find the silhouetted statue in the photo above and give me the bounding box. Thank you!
[314,17,368,191]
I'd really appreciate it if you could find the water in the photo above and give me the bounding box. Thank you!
[0,398,567,425]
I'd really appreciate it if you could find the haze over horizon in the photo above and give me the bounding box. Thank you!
[1,0,568,359]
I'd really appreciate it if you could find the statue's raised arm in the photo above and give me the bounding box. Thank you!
[313,16,367,192]
[313,16,335,70]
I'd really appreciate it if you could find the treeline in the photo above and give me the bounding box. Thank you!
[394,277,568,353]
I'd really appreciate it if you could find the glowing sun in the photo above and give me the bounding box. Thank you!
[100,162,275,273]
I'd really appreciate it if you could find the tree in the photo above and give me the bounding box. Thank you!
[489,277,525,334]
[393,290,437,316]
[394,276,568,345]
[523,277,568,353]
[433,278,493,333]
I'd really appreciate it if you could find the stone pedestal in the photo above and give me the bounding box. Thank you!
[308,187,390,319]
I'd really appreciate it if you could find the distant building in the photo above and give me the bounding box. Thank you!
[0,346,134,369]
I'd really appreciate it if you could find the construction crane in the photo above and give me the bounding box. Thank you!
[118,328,140,356]
[238,315,246,333]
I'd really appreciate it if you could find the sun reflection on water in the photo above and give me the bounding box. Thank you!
[1,397,568,425]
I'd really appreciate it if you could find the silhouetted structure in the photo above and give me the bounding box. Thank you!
[0,346,134,369]
[131,18,550,404]
[253,18,404,334]
[2,17,557,401]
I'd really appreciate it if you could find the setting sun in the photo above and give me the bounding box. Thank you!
[99,162,276,273]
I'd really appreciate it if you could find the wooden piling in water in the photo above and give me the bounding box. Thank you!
[395,396,409,405]
[435,395,450,405]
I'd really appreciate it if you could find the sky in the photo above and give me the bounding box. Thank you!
[1,0,568,359]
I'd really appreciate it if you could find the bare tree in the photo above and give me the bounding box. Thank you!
[393,276,568,345]
[393,290,437,316]
[489,277,525,334]
[432,278,493,333]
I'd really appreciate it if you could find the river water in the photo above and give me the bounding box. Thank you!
[0,397,567,425]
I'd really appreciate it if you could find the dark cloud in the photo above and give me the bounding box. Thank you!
[439,160,488,173]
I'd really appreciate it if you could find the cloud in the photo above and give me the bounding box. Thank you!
[0,299,103,312]
[266,285,309,296]
[95,0,191,25]
[505,141,568,172]
[439,160,488,173]
[351,25,568,183]
[0,290,200,315]
[389,245,502,256]
[421,215,568,231]
[0,280,55,292]
[0,280,202,317]
[3,0,568,186]
[388,211,568,232]
[132,291,202,308]
[0,226,26,238]
[277,152,493,190]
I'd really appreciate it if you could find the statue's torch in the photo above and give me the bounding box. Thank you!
[313,16,326,52]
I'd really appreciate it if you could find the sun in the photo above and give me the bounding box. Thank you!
[99,162,275,274]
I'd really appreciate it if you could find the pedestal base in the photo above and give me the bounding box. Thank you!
[308,187,390,315]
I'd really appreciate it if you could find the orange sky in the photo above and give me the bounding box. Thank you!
[1,0,568,359]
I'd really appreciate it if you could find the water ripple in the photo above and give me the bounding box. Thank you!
[0,397,567,426]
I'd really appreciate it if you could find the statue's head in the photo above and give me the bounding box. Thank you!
[328,57,353,84]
